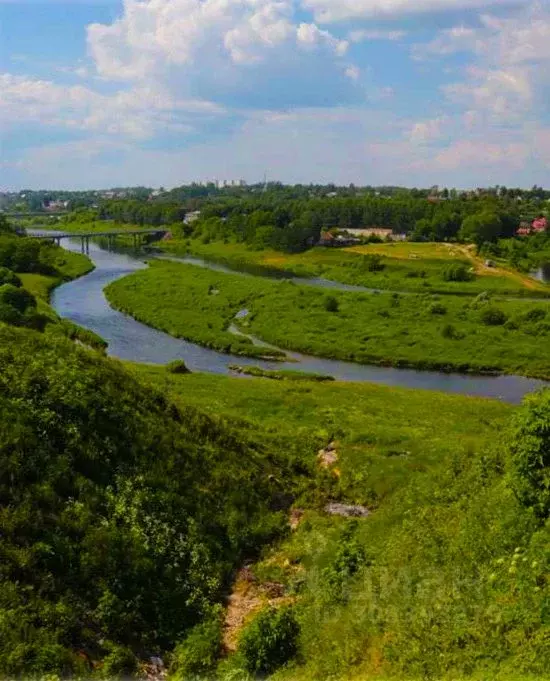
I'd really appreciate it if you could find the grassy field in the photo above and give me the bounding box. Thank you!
[106,260,550,379]
[160,238,549,297]
[129,366,550,681]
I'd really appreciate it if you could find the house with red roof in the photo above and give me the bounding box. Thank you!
[532,216,547,232]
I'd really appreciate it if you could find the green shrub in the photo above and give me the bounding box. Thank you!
[166,359,191,374]
[509,389,550,517]
[322,523,367,602]
[480,307,507,326]
[429,303,447,315]
[101,644,138,679]
[324,295,339,313]
[442,264,473,282]
[170,613,222,679]
[362,254,385,272]
[0,267,21,288]
[0,284,36,313]
[442,323,460,339]
[238,606,299,675]
[522,308,547,323]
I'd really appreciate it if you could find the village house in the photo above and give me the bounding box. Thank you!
[517,216,548,236]
[183,210,201,225]
[345,228,407,241]
[317,232,360,247]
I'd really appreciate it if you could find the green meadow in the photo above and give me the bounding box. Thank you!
[106,260,550,379]
[160,238,549,297]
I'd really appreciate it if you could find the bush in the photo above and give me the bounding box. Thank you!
[522,308,547,323]
[429,303,447,315]
[362,254,385,272]
[480,307,507,326]
[442,264,473,282]
[101,644,138,679]
[0,284,36,313]
[442,324,461,340]
[509,389,550,517]
[166,359,191,374]
[0,267,21,288]
[238,606,299,675]
[170,613,222,679]
[324,296,339,313]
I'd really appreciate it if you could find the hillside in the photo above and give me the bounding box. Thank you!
[0,326,312,678]
[133,368,550,681]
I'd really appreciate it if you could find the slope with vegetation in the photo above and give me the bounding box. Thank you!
[131,367,550,681]
[0,326,314,678]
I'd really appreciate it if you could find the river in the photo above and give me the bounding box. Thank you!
[44,234,548,404]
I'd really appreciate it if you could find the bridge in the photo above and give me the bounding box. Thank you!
[29,228,168,253]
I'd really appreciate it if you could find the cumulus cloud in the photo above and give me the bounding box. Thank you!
[0,73,224,139]
[301,0,518,23]
[438,5,550,123]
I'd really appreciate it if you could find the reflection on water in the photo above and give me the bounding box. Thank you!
[32,232,550,404]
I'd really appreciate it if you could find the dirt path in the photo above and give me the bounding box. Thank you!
[448,244,544,292]
[223,567,294,653]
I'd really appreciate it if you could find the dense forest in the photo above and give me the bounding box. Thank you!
[56,187,546,253]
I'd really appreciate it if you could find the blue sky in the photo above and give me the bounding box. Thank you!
[1,0,549,190]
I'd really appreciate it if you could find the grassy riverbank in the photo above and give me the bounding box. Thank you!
[159,238,549,297]
[129,366,550,681]
[18,248,106,350]
[106,260,550,379]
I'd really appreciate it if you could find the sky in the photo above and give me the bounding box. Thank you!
[0,0,549,190]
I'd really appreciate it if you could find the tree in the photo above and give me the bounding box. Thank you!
[0,215,15,234]
[459,212,502,247]
[509,390,550,517]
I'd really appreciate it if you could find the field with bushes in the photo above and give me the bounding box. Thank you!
[131,365,550,681]
[106,260,550,379]
[159,238,548,296]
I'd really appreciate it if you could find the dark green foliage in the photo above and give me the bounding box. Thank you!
[429,302,447,315]
[0,283,41,329]
[0,266,22,287]
[480,307,508,326]
[363,254,385,272]
[0,283,36,312]
[442,323,461,339]
[238,606,299,675]
[322,522,367,602]
[522,308,547,323]
[459,212,502,246]
[442,263,473,282]
[0,326,301,675]
[101,644,138,679]
[166,359,191,374]
[324,295,339,313]
[509,389,550,517]
[170,611,223,678]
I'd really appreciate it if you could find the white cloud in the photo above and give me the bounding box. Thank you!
[429,139,529,170]
[301,0,518,23]
[423,5,550,125]
[0,73,225,139]
[88,0,349,81]
[409,117,447,144]
[345,65,361,81]
[349,29,407,42]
